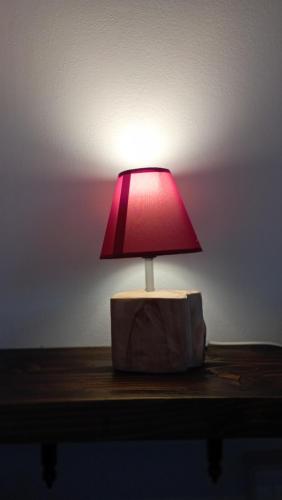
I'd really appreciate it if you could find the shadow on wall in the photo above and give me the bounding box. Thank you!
[1,171,111,284]
[1,131,116,346]
[1,439,282,500]
[176,159,282,341]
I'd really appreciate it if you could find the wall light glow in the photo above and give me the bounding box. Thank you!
[112,120,165,168]
[7,0,259,179]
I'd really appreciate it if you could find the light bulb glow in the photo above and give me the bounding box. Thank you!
[113,121,165,167]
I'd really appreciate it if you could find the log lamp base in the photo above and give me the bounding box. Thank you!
[110,290,206,373]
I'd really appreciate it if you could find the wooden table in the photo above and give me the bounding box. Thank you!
[0,345,281,487]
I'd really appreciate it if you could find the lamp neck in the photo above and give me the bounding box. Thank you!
[144,257,155,292]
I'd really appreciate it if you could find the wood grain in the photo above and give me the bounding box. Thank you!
[111,291,206,372]
[0,345,281,443]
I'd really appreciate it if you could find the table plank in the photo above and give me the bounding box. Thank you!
[0,345,281,442]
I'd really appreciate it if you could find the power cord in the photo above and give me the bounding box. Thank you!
[208,340,282,348]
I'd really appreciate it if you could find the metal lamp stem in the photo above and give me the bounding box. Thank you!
[144,258,155,291]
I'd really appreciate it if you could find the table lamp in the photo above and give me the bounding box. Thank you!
[101,167,206,373]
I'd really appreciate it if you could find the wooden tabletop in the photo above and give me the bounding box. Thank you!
[0,345,281,443]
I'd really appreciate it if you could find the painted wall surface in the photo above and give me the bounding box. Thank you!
[1,439,282,499]
[1,0,282,347]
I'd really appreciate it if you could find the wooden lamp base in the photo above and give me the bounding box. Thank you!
[111,289,206,373]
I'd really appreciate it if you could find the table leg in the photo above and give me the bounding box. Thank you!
[207,438,223,483]
[41,443,57,488]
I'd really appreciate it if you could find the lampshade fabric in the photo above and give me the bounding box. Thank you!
[100,167,202,259]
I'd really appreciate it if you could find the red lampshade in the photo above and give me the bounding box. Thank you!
[100,167,202,259]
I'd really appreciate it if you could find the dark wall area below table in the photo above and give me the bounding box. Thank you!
[1,439,282,500]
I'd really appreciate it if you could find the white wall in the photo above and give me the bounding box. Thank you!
[1,0,282,347]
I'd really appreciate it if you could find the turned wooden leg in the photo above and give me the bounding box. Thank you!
[41,443,57,488]
[207,438,223,483]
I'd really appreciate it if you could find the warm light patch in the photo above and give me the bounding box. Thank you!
[9,1,255,179]
[113,121,165,168]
